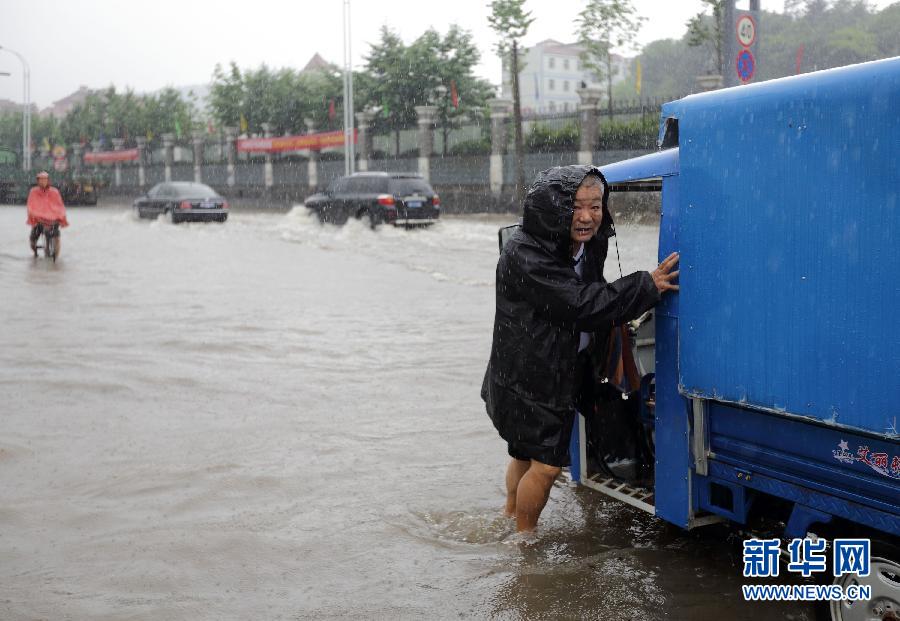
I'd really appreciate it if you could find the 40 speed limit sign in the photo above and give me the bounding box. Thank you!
[736,14,757,48]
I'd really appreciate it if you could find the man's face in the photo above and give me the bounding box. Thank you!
[570,180,604,245]
[37,176,49,189]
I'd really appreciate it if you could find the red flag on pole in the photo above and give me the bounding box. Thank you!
[795,45,805,75]
[328,99,336,120]
[450,80,459,108]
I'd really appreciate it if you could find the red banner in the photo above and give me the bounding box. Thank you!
[84,148,140,163]
[236,129,356,153]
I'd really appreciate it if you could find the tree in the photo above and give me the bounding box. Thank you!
[209,62,348,138]
[576,0,646,119]
[54,86,196,150]
[363,25,494,157]
[867,2,900,58]
[365,26,418,155]
[295,68,346,133]
[209,62,245,130]
[783,0,806,18]
[488,0,534,203]
[418,25,494,156]
[685,0,726,76]
[628,38,705,99]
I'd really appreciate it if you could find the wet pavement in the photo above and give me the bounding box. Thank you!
[0,203,814,620]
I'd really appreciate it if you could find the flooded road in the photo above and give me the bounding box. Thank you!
[0,204,812,620]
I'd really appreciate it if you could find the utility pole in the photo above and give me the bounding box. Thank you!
[722,0,736,87]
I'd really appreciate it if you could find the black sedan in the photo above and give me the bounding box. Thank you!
[305,172,440,228]
[133,182,228,223]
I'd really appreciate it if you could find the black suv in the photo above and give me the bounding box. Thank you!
[304,172,440,228]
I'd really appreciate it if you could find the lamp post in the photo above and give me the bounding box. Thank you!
[342,0,355,176]
[0,45,32,170]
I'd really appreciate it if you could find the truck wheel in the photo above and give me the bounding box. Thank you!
[819,538,900,621]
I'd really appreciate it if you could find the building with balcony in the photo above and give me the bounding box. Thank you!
[500,39,631,115]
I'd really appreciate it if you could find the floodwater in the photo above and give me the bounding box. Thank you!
[0,204,813,620]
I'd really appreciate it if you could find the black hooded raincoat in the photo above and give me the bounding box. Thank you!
[481,164,660,467]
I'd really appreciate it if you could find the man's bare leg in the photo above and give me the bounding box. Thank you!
[515,460,561,532]
[504,458,531,517]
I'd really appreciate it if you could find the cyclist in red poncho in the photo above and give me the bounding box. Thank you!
[27,171,68,258]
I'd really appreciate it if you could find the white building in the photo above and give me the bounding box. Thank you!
[501,39,631,115]
[40,86,92,118]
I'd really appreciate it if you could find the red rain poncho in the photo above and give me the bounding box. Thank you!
[26,186,69,227]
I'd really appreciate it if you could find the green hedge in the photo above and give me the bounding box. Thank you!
[597,117,658,150]
[526,123,579,152]
[448,137,491,157]
[521,117,658,153]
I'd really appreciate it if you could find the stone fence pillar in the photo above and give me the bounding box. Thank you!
[192,129,205,183]
[224,127,237,187]
[111,138,124,186]
[488,98,512,196]
[414,105,437,182]
[39,144,50,170]
[576,86,603,165]
[261,122,274,189]
[90,140,102,175]
[304,118,318,191]
[162,133,174,182]
[355,110,375,172]
[135,137,147,188]
[71,144,83,177]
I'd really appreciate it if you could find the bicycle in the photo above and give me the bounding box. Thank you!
[30,222,61,262]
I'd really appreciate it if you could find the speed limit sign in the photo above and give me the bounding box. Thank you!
[736,14,757,48]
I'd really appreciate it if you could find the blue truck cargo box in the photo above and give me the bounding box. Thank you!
[663,57,900,437]
[568,61,900,612]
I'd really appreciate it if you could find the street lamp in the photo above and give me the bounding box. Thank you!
[0,45,31,171]
[341,0,355,176]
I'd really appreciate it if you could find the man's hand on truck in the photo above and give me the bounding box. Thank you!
[652,252,680,293]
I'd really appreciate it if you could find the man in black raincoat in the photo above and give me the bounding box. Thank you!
[482,164,679,532]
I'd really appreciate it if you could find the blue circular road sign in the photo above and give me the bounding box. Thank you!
[736,49,756,83]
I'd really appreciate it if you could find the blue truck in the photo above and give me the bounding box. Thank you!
[502,56,899,619]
